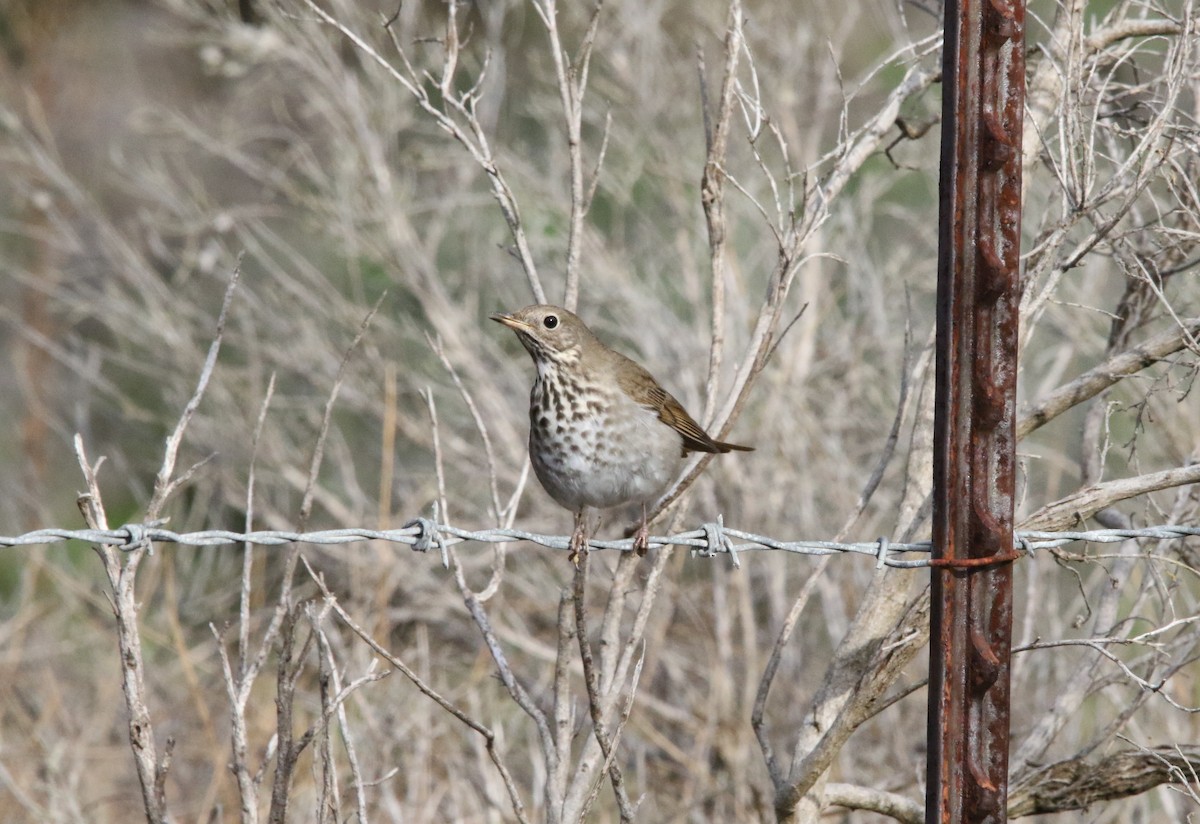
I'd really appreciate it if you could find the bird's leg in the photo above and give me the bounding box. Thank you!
[633,503,650,556]
[569,510,589,566]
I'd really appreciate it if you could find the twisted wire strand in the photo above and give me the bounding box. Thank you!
[2,521,1197,568]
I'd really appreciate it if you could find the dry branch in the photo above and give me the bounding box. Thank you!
[823,783,923,824]
[69,265,241,824]
[1020,464,1200,531]
[1018,317,1200,439]
[572,554,635,821]
[75,437,170,824]
[1009,746,1200,817]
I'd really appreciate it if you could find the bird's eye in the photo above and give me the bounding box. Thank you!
[543,315,559,329]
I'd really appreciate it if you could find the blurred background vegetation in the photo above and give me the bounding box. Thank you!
[0,0,1196,821]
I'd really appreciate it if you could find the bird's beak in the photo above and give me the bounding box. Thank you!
[490,312,530,331]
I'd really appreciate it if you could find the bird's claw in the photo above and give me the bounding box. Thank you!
[633,521,650,557]
[569,521,588,567]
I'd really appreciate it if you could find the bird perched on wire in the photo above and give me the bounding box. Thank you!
[491,304,752,563]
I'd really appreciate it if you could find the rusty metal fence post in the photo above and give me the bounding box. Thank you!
[927,0,1026,821]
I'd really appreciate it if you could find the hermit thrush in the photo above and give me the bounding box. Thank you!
[491,304,752,562]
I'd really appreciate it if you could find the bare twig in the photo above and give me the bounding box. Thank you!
[300,294,385,530]
[1020,463,1200,531]
[572,553,635,822]
[304,0,545,301]
[823,783,923,824]
[698,0,743,422]
[1017,317,1200,439]
[532,0,606,309]
[753,556,830,791]
[147,260,242,518]
[318,581,530,822]
[1009,745,1200,817]
[69,262,243,824]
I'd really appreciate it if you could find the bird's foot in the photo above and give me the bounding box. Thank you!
[633,520,650,557]
[569,517,589,566]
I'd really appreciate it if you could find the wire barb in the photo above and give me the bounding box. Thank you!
[875,536,890,570]
[119,523,150,555]
[3,521,1197,567]
[404,516,451,568]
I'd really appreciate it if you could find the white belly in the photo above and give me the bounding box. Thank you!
[529,378,683,512]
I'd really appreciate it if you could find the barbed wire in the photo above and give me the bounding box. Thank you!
[2,519,1197,569]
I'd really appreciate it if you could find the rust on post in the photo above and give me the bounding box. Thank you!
[928,0,1026,822]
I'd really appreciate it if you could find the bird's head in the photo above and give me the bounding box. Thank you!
[490,304,596,368]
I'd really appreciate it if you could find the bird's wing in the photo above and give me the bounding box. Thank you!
[616,360,751,454]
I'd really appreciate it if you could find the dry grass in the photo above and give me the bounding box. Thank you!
[0,0,1197,821]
